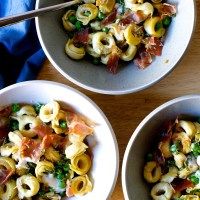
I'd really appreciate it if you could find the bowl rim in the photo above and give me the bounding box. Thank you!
[35,1,197,95]
[121,94,200,200]
[0,80,119,199]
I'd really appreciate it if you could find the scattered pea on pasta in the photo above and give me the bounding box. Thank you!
[0,101,95,199]
[62,0,177,73]
[143,117,200,200]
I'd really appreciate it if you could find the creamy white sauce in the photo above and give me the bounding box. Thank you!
[42,174,65,193]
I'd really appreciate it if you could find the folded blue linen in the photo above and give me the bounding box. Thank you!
[0,0,46,89]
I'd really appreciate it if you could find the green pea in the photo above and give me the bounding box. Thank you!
[84,11,91,17]
[12,103,20,113]
[75,21,83,30]
[56,173,65,180]
[59,120,67,129]
[68,15,77,24]
[190,175,199,185]
[98,11,106,21]
[162,16,172,28]
[145,153,153,162]
[92,57,100,65]
[102,27,109,33]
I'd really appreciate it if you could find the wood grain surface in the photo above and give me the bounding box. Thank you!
[37,1,200,199]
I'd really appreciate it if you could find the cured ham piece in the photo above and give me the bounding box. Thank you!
[32,124,53,137]
[102,9,117,26]
[107,53,120,74]
[153,149,165,166]
[157,3,177,18]
[146,37,163,56]
[41,134,63,149]
[134,50,152,69]
[20,137,42,160]
[0,106,11,117]
[172,179,194,192]
[119,11,146,26]
[0,168,13,184]
[73,28,89,46]
[69,121,93,136]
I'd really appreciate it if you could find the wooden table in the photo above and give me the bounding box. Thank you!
[37,2,200,199]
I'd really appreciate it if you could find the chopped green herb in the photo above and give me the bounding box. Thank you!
[191,142,200,156]
[49,187,55,193]
[11,103,20,113]
[68,15,77,24]
[162,16,172,28]
[59,120,67,129]
[189,174,199,185]
[58,179,66,188]
[9,119,19,131]
[34,103,43,114]
[97,11,106,21]
[170,141,181,153]
[75,21,83,31]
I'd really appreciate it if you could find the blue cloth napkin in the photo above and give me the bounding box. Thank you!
[0,0,46,89]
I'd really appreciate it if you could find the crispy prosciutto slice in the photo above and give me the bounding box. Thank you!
[153,149,165,166]
[119,10,146,26]
[134,49,152,69]
[73,28,89,46]
[145,37,163,56]
[0,168,13,184]
[41,134,63,149]
[0,106,11,118]
[171,178,194,192]
[102,9,117,26]
[20,137,42,161]
[157,3,177,18]
[107,53,120,74]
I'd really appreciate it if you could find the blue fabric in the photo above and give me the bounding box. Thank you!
[0,0,46,89]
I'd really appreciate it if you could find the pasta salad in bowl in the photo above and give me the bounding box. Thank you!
[36,0,195,94]
[122,95,200,200]
[0,80,119,200]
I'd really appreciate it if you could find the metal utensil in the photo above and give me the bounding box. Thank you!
[0,0,81,27]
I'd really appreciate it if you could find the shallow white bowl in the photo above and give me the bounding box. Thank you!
[35,0,196,95]
[0,80,119,200]
[122,95,200,200]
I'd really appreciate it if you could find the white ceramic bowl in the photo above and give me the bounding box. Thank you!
[35,0,196,95]
[122,95,200,200]
[0,80,119,200]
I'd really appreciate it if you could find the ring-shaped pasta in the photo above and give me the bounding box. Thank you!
[143,161,162,183]
[65,39,85,60]
[16,175,40,198]
[15,105,36,117]
[8,131,23,146]
[158,138,172,158]
[86,34,101,58]
[76,4,98,25]
[35,160,54,182]
[151,182,173,200]
[90,21,102,31]
[0,157,16,173]
[161,167,178,183]
[65,142,88,159]
[0,179,17,200]
[70,153,91,175]
[62,10,76,31]
[70,175,92,196]
[101,54,110,65]
[0,142,18,157]
[120,44,137,61]
[39,101,60,123]
[52,110,67,134]
[12,115,42,137]
[129,2,154,16]
[173,152,187,169]
[108,24,124,42]
[92,32,115,55]
[144,16,166,37]
[44,147,61,162]
[178,120,196,139]
[151,0,162,3]
[124,23,143,45]
[96,0,115,13]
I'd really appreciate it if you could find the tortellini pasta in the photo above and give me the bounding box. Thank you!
[17,175,40,198]
[144,118,200,199]
[0,101,94,199]
[62,0,176,72]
